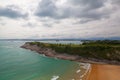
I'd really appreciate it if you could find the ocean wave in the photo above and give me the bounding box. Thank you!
[76,69,81,73]
[42,54,46,57]
[80,64,91,79]
[51,75,59,80]
[76,62,91,79]
[80,63,91,70]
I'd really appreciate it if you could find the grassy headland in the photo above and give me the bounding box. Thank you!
[22,40,120,64]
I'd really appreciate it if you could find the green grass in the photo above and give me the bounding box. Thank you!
[27,40,120,61]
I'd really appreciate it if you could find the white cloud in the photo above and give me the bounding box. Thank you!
[0,0,120,39]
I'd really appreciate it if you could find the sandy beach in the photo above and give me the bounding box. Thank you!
[87,64,120,80]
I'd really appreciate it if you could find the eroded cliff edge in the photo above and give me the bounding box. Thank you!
[21,42,120,65]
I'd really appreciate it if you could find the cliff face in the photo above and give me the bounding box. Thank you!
[21,43,57,57]
[21,42,120,65]
[21,42,79,61]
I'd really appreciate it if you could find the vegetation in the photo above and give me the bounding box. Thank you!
[28,40,120,61]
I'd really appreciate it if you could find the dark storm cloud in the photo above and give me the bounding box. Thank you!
[69,0,106,10]
[0,5,28,19]
[35,0,75,19]
[35,0,110,23]
[35,0,57,18]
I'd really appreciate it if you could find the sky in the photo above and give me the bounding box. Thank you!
[0,0,120,39]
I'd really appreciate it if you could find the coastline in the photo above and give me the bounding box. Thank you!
[21,43,91,80]
[21,42,120,80]
[21,42,120,65]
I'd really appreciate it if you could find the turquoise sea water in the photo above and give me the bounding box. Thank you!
[0,41,89,80]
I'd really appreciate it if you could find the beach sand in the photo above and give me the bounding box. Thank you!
[86,64,120,80]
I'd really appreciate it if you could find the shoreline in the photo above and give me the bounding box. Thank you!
[21,42,120,80]
[21,42,120,65]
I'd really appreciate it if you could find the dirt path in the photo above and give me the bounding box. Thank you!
[87,64,120,80]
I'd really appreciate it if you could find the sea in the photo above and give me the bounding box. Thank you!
[0,41,90,80]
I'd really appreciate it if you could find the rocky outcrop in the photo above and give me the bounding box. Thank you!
[21,42,120,65]
[21,42,79,61]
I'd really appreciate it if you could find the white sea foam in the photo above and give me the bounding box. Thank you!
[72,78,82,80]
[80,74,84,78]
[76,69,81,73]
[80,63,91,78]
[42,54,46,57]
[51,76,59,80]
[81,63,91,70]
[77,62,86,66]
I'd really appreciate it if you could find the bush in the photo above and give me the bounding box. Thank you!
[28,40,120,61]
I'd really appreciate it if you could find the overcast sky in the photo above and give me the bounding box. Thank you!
[0,0,120,39]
